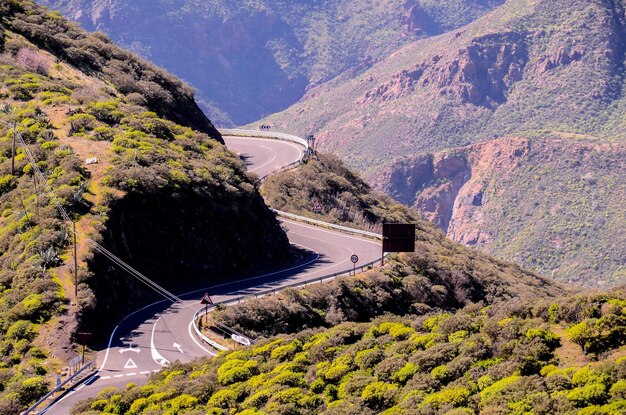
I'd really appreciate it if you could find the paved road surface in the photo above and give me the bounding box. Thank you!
[43,136,381,414]
[224,135,303,178]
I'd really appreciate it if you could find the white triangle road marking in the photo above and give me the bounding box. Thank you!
[124,358,138,369]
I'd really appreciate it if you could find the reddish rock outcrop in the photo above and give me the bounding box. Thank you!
[359,32,528,108]
[378,137,532,239]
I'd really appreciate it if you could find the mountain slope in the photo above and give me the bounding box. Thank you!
[379,138,626,288]
[71,291,626,415]
[0,2,291,411]
[262,0,626,287]
[227,152,569,338]
[40,0,505,125]
[3,0,220,138]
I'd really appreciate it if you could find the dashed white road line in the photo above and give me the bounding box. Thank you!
[102,372,144,380]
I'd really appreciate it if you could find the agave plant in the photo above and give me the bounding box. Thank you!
[39,246,60,269]
[72,182,88,204]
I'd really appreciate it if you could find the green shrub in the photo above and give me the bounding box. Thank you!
[422,386,470,409]
[6,320,36,341]
[479,375,521,407]
[68,113,97,134]
[392,363,418,384]
[92,126,115,141]
[567,383,607,407]
[361,381,399,410]
[217,359,253,385]
[270,340,301,361]
[609,379,626,400]
[88,101,123,125]
[17,376,49,405]
[207,389,237,409]
[0,175,16,196]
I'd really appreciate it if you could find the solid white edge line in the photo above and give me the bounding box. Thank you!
[188,320,218,357]
[150,316,170,366]
[247,144,278,173]
[224,136,303,161]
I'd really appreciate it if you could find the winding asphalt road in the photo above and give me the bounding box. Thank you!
[43,134,381,414]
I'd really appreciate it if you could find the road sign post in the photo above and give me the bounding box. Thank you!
[351,254,359,276]
[76,332,92,366]
[200,292,213,324]
[306,135,316,152]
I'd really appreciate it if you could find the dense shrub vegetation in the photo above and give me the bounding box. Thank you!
[262,153,418,233]
[0,8,292,412]
[71,292,626,415]
[0,76,85,412]
[213,245,566,339]
[0,0,220,138]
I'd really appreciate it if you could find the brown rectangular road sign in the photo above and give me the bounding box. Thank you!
[382,223,416,253]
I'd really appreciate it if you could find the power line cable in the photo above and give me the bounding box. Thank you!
[0,119,181,303]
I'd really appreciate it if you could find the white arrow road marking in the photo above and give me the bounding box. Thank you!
[151,316,170,366]
[173,343,184,353]
[124,358,137,369]
[119,344,141,354]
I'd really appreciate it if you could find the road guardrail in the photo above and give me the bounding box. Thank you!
[192,250,388,346]
[274,210,382,240]
[220,128,309,180]
[23,361,93,415]
[192,309,230,352]
[191,130,386,345]
[220,128,309,149]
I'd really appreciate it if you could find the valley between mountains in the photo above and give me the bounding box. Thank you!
[0,1,624,415]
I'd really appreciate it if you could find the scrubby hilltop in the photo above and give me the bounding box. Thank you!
[262,0,626,288]
[2,0,220,138]
[0,1,291,412]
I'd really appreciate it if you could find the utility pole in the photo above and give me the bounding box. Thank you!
[11,122,16,176]
[73,222,78,299]
[33,175,39,219]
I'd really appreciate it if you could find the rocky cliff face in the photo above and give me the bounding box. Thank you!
[384,153,471,231]
[359,32,528,109]
[378,137,626,288]
[264,0,626,288]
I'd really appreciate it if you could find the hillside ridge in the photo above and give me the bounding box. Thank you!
[261,0,626,287]
[0,2,291,411]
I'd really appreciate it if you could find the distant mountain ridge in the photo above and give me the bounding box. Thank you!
[261,0,626,287]
[40,0,505,125]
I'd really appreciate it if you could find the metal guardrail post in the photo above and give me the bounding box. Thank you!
[23,361,93,415]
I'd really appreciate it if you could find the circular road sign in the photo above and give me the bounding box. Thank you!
[350,254,359,264]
